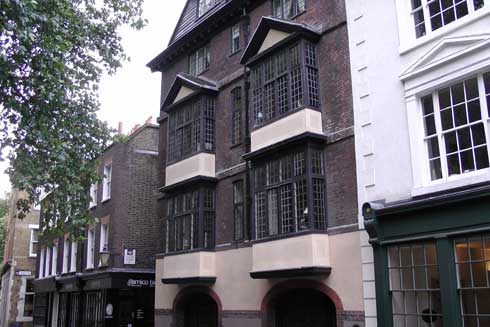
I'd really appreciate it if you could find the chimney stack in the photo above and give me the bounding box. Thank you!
[118,122,123,135]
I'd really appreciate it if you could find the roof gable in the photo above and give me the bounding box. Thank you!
[240,17,321,64]
[400,34,490,81]
[163,73,218,110]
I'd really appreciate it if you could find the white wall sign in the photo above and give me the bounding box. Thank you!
[123,249,136,265]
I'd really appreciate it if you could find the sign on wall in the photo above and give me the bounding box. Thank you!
[15,270,32,276]
[123,249,136,265]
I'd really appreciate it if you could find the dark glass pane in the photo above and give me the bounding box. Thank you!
[454,104,468,127]
[427,136,440,158]
[442,7,455,25]
[422,95,434,114]
[472,124,486,146]
[461,290,477,314]
[390,268,402,290]
[441,0,454,10]
[405,293,417,314]
[469,237,485,260]
[400,247,412,266]
[425,115,436,136]
[445,131,458,153]
[426,244,438,264]
[402,267,414,289]
[467,100,481,122]
[389,247,400,267]
[474,0,485,10]
[463,316,478,326]
[447,153,461,175]
[487,95,490,116]
[440,108,453,130]
[455,240,470,262]
[427,267,440,289]
[484,72,490,93]
[460,149,475,172]
[414,267,428,289]
[429,1,441,15]
[392,295,405,316]
[456,2,469,18]
[414,10,425,24]
[458,128,472,150]
[465,78,479,100]
[479,317,490,327]
[431,14,443,31]
[413,245,425,265]
[412,0,422,9]
[415,24,426,38]
[439,88,451,109]
[477,289,490,313]
[472,262,487,287]
[452,82,465,105]
[430,159,442,180]
[458,263,472,287]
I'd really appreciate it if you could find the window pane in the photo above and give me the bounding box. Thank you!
[267,189,279,236]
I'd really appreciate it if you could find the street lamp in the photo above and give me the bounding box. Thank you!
[100,245,110,267]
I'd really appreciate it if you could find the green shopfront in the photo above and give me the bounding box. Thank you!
[363,184,490,327]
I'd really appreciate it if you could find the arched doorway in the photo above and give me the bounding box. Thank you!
[174,287,220,327]
[262,280,341,327]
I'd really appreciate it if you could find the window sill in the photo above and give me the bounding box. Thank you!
[229,49,241,58]
[101,197,110,204]
[413,169,490,198]
[28,254,37,258]
[89,204,97,209]
[399,7,490,55]
[230,142,243,149]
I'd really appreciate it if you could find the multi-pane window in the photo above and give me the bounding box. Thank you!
[231,24,240,54]
[410,0,486,39]
[388,242,443,327]
[273,0,306,19]
[189,46,210,76]
[165,187,216,252]
[89,183,97,208]
[233,181,245,240]
[168,96,215,163]
[87,229,95,269]
[454,234,490,326]
[23,279,34,318]
[198,0,222,17]
[250,41,320,128]
[231,88,243,145]
[102,164,112,201]
[29,228,38,257]
[253,147,326,239]
[422,71,490,182]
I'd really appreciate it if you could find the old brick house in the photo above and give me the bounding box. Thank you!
[32,124,160,327]
[147,0,364,326]
[0,191,39,327]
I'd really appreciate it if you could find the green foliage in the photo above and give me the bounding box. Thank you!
[0,193,9,262]
[0,0,145,237]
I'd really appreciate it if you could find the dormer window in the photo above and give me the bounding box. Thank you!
[198,0,222,17]
[273,0,306,19]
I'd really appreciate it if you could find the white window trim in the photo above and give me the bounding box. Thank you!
[28,225,39,258]
[102,164,112,202]
[89,183,98,208]
[231,24,240,54]
[86,229,95,269]
[98,224,109,267]
[39,247,45,278]
[51,245,57,276]
[70,241,78,273]
[62,238,69,274]
[16,277,34,321]
[396,0,490,54]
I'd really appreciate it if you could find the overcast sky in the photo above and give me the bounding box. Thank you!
[0,0,185,196]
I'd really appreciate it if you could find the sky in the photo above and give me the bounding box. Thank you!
[0,0,186,196]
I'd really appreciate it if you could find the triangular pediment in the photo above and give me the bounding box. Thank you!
[162,73,218,110]
[241,17,321,64]
[401,34,490,81]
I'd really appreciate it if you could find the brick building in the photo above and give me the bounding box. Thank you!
[147,0,364,326]
[32,124,160,327]
[0,191,39,327]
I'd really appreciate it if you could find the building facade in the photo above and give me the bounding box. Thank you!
[345,0,490,326]
[32,124,160,327]
[0,191,39,327]
[148,0,364,326]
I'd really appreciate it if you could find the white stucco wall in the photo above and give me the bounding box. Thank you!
[165,153,216,186]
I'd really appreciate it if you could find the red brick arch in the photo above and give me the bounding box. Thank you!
[173,285,223,326]
[261,279,344,312]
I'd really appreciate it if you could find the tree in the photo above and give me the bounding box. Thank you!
[0,0,145,237]
[0,193,9,262]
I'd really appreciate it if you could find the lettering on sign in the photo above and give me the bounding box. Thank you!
[15,270,32,276]
[126,279,156,288]
[124,249,136,265]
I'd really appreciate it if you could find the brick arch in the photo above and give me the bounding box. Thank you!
[261,279,344,312]
[173,285,223,327]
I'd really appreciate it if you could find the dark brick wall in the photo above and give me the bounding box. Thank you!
[156,0,358,250]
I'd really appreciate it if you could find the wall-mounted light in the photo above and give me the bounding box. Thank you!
[100,246,110,267]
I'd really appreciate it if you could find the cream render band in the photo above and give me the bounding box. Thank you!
[162,251,216,281]
[251,108,324,152]
[165,153,216,186]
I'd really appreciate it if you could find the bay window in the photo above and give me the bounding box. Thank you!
[422,71,490,181]
[410,0,486,39]
[165,187,216,252]
[253,145,326,239]
[167,96,215,163]
[250,41,320,128]
[273,0,306,19]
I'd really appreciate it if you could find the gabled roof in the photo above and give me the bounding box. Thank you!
[162,73,219,110]
[240,16,321,64]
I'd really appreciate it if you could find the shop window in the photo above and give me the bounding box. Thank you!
[253,147,326,239]
[250,41,320,128]
[273,0,306,19]
[388,242,443,327]
[421,71,490,182]
[454,235,490,326]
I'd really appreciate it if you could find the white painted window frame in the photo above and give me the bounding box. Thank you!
[28,225,39,257]
[62,238,70,274]
[86,229,95,269]
[395,0,490,53]
[102,164,112,202]
[98,224,109,267]
[70,241,78,272]
[51,245,57,276]
[16,277,34,321]
[89,183,98,208]
[39,247,45,278]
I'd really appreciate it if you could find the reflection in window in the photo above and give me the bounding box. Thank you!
[388,242,443,327]
[273,0,306,19]
[455,235,490,326]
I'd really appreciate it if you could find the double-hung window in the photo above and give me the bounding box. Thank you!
[231,88,243,146]
[165,187,216,252]
[273,0,306,19]
[86,229,95,269]
[167,96,215,163]
[410,0,486,38]
[28,227,39,257]
[102,164,112,201]
[189,46,210,76]
[421,71,490,182]
[39,247,45,278]
[70,241,77,272]
[253,146,326,239]
[51,245,57,276]
[62,238,70,274]
[89,183,97,208]
[231,24,240,54]
[99,224,109,266]
[250,41,320,128]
